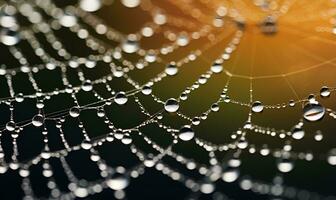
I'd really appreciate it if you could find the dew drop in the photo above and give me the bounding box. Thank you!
[178,126,195,141]
[82,80,93,92]
[222,169,239,183]
[277,159,294,173]
[292,127,304,140]
[69,107,80,118]
[81,140,92,150]
[320,86,331,98]
[114,92,128,105]
[122,35,139,53]
[165,62,178,76]
[211,62,223,73]
[15,93,24,102]
[327,149,336,165]
[1,28,20,46]
[80,0,101,12]
[6,121,16,131]
[106,174,129,190]
[252,101,264,113]
[59,14,77,27]
[303,102,325,122]
[164,98,179,113]
[121,0,140,8]
[32,114,44,127]
[141,85,152,95]
[200,182,215,194]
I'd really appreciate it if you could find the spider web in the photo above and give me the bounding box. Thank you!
[0,0,336,200]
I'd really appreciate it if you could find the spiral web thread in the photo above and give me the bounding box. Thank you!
[0,0,336,199]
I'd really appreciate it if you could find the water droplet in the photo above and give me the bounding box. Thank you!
[114,92,128,105]
[59,14,77,27]
[144,52,156,63]
[211,103,220,112]
[320,86,330,98]
[0,13,17,28]
[252,101,264,113]
[176,34,189,46]
[200,182,215,194]
[80,0,101,12]
[327,149,336,165]
[303,102,325,122]
[314,131,323,141]
[106,174,129,190]
[192,117,200,125]
[211,62,223,73]
[6,121,15,131]
[46,63,56,70]
[121,134,132,144]
[82,80,93,92]
[97,108,105,117]
[141,85,152,95]
[222,169,239,182]
[1,29,20,46]
[81,140,92,150]
[122,35,139,53]
[277,159,294,173]
[165,62,178,76]
[164,98,179,113]
[15,93,24,102]
[237,138,248,149]
[121,0,140,8]
[260,16,277,35]
[292,127,304,140]
[178,126,195,141]
[74,187,88,198]
[69,107,80,118]
[32,114,44,127]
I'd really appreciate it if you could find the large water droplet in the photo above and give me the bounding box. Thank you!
[251,101,264,113]
[82,80,93,92]
[121,0,140,8]
[179,126,195,141]
[122,35,139,53]
[106,174,129,190]
[59,14,77,27]
[303,102,325,122]
[292,127,304,140]
[222,169,239,183]
[69,107,80,118]
[320,86,331,98]
[211,62,223,73]
[114,92,128,105]
[164,98,179,113]
[141,85,152,95]
[6,121,16,131]
[32,114,44,127]
[1,29,20,46]
[200,182,215,194]
[277,159,294,173]
[165,62,178,76]
[80,0,101,12]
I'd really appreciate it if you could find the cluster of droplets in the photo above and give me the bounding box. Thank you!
[0,0,335,200]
